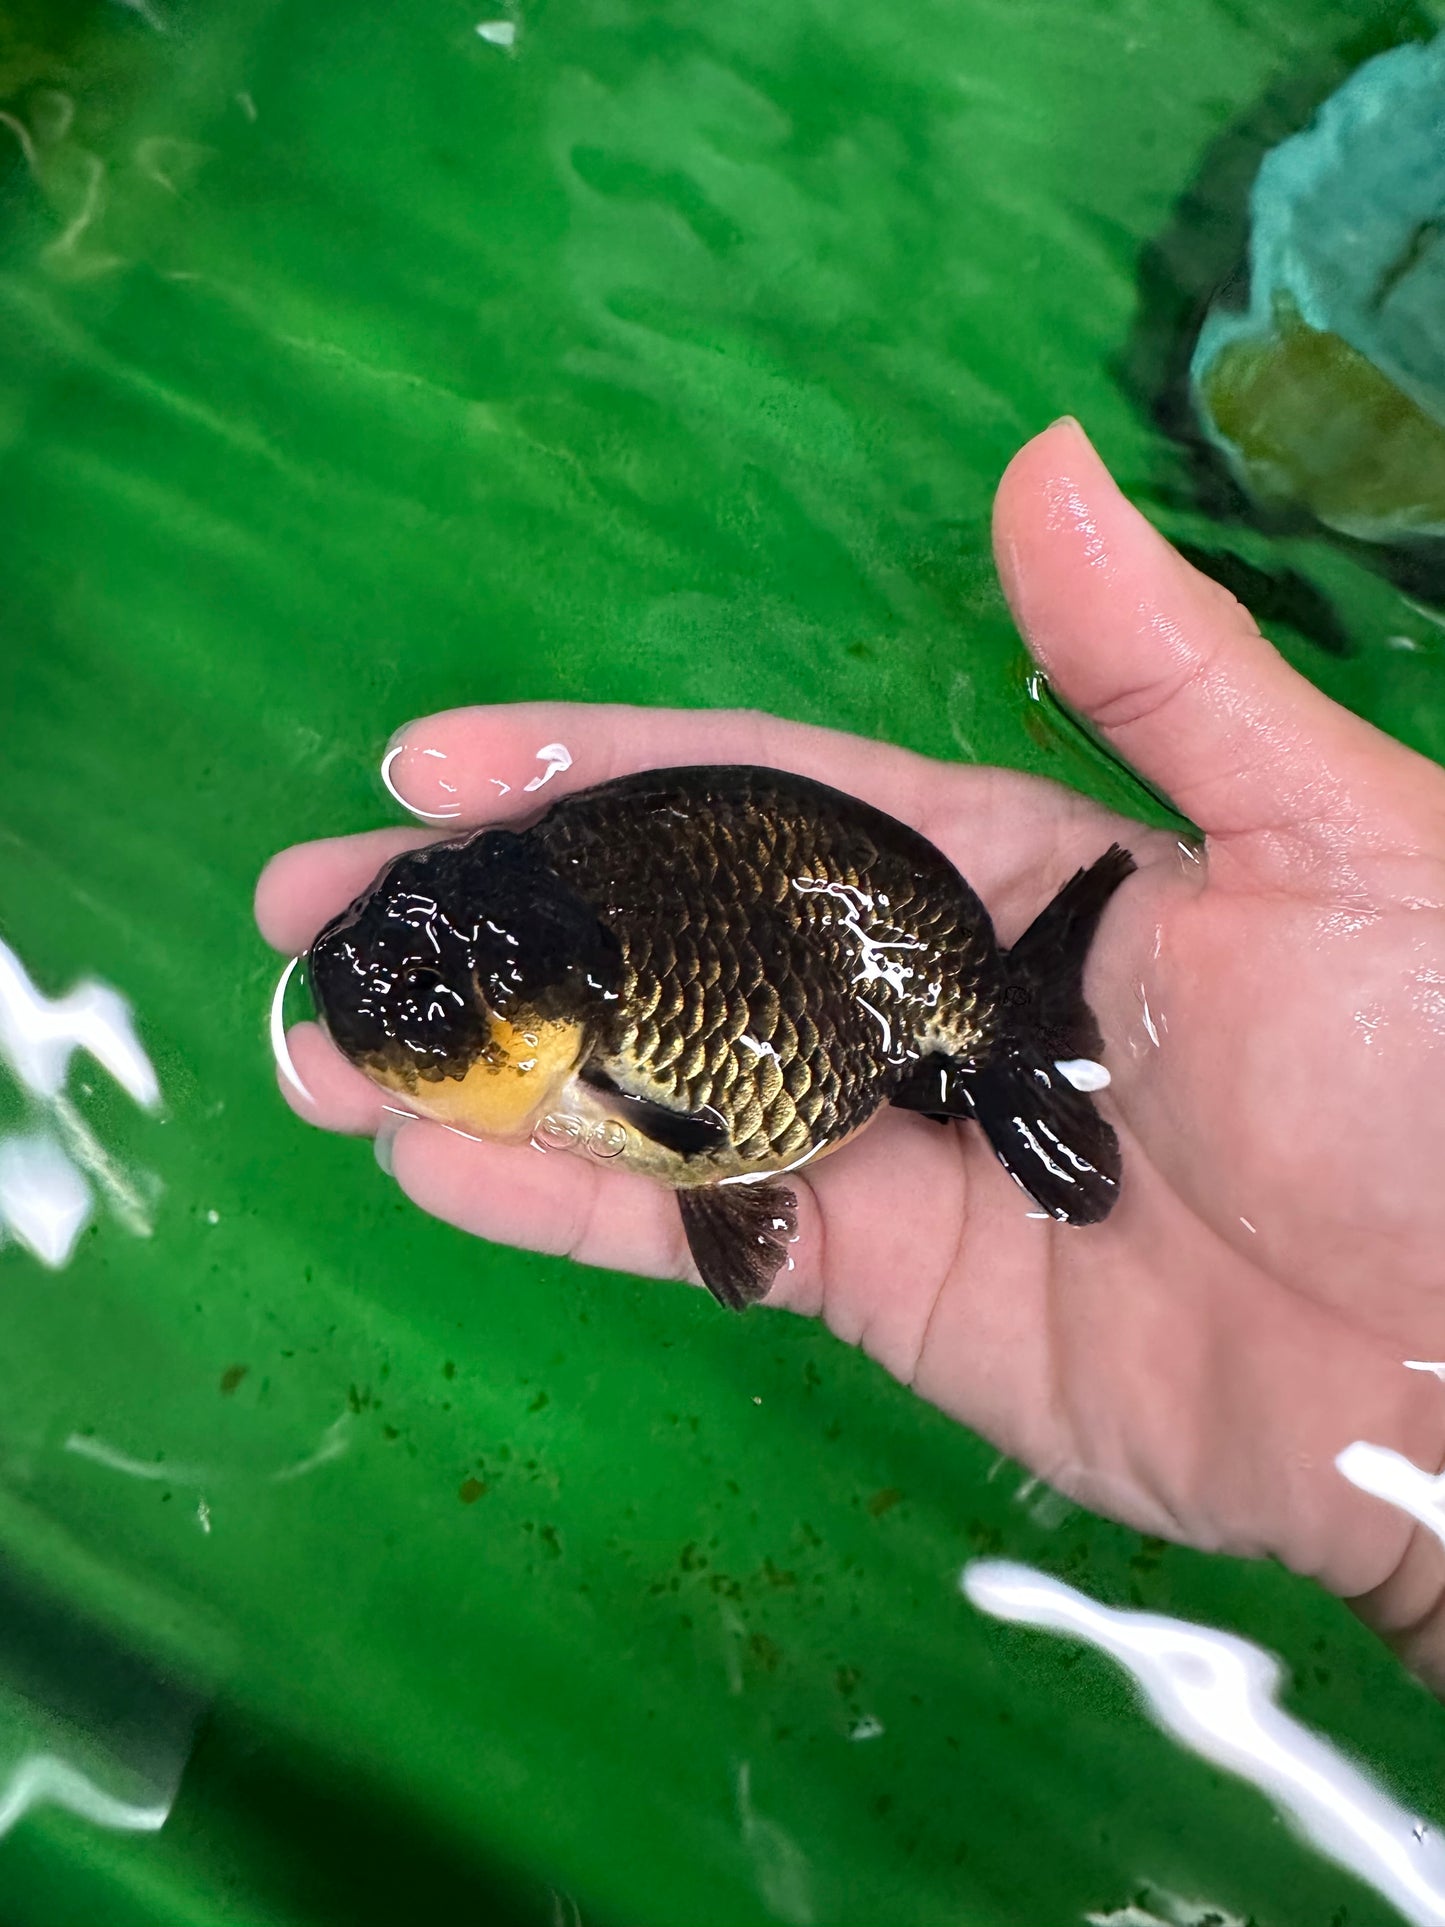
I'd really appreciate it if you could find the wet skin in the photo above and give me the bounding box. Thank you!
[304,765,1134,1306]
[257,421,1445,1689]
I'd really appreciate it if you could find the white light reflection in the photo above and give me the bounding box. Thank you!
[1055,1057,1111,1093]
[272,1413,351,1484]
[64,1434,207,1484]
[1404,1362,1445,1382]
[0,1752,169,1839]
[64,1414,352,1489]
[380,744,462,821]
[790,876,932,1066]
[735,1760,814,1927]
[0,109,37,173]
[269,956,313,1104]
[1336,1440,1445,1552]
[476,18,516,45]
[523,742,573,792]
[419,748,457,793]
[0,938,160,1266]
[111,0,168,34]
[0,1135,91,1266]
[53,1094,155,1239]
[963,1559,1445,1925]
[856,994,892,1052]
[1139,990,1161,1049]
[0,937,157,1107]
[1086,1899,1248,1927]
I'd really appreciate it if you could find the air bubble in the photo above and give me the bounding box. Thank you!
[587,1119,628,1159]
[533,1113,584,1152]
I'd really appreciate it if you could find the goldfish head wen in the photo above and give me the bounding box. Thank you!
[307,830,622,1139]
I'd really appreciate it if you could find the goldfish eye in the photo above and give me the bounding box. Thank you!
[399,965,442,991]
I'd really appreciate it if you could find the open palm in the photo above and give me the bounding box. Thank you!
[257,421,1445,1676]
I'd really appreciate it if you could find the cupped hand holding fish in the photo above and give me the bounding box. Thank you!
[257,420,1445,1685]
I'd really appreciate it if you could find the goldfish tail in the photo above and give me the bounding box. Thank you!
[974,844,1134,1223]
[1004,843,1136,1062]
[891,845,1134,1224]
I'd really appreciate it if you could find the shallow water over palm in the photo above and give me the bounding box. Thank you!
[2,1,1444,1922]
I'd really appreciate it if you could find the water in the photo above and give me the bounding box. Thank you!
[3,0,1445,1923]
[964,1561,1445,1925]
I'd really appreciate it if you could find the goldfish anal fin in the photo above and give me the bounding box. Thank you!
[678,1181,797,1312]
[579,1066,728,1158]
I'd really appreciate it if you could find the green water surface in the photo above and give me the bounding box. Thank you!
[2,1,1445,1923]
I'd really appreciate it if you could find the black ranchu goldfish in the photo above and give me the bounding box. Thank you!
[308,767,1134,1310]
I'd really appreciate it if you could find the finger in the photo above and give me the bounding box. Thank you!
[387,1116,826,1311]
[276,1021,389,1135]
[255,829,434,955]
[371,698,1156,925]
[992,418,1400,841]
[380,702,946,832]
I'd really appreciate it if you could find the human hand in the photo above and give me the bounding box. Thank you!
[256,419,1445,1680]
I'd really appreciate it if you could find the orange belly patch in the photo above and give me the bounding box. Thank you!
[371,1017,584,1142]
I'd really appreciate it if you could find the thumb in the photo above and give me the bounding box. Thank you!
[993,418,1394,841]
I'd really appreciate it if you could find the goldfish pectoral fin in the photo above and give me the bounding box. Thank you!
[677,1181,797,1312]
[579,1067,728,1158]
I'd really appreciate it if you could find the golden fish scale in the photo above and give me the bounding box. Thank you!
[531,769,998,1168]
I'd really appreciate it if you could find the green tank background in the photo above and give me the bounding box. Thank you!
[1,1,1444,1921]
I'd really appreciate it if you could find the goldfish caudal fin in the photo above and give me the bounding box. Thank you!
[979,843,1135,1223]
[891,844,1134,1225]
[1005,843,1136,1062]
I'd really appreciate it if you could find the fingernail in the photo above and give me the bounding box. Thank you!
[1046,417,1115,485]
[1047,415,1093,445]
[374,1109,414,1175]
